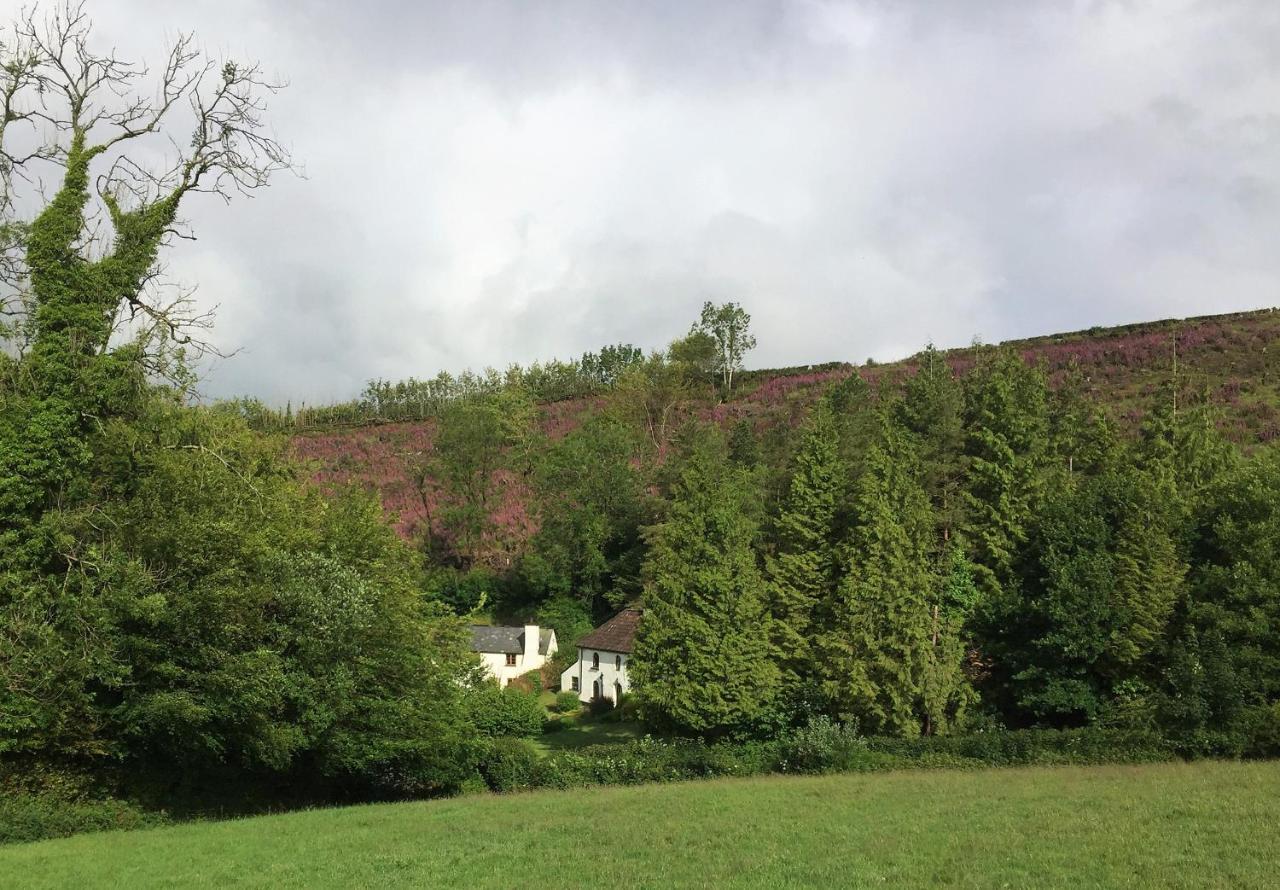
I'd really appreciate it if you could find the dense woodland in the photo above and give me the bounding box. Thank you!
[1,4,1279,835]
[272,317,1280,756]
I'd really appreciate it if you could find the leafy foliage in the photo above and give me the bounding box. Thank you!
[466,685,546,740]
[632,428,780,736]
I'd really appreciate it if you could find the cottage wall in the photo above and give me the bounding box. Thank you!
[560,648,631,704]
[476,627,557,687]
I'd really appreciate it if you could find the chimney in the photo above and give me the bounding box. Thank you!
[523,624,539,665]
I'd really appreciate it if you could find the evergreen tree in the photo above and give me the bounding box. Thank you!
[898,344,966,545]
[827,370,879,481]
[631,429,780,736]
[1162,448,1280,753]
[765,401,843,694]
[1001,458,1186,724]
[727,418,762,469]
[1048,361,1118,480]
[921,547,980,735]
[820,419,941,736]
[961,348,1049,602]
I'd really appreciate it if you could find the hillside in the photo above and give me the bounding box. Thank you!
[291,308,1280,544]
[4,761,1279,888]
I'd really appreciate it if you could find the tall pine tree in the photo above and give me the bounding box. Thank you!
[766,401,843,695]
[898,344,966,545]
[631,428,780,736]
[961,348,1049,602]
[820,417,944,737]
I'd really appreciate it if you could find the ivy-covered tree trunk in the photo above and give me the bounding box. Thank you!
[1,10,296,768]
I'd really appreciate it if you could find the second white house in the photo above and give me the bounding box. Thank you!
[560,608,641,704]
[470,624,557,686]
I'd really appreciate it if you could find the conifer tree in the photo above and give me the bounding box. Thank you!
[827,370,879,480]
[921,547,980,735]
[1162,448,1280,752]
[631,428,780,736]
[727,418,762,469]
[898,344,966,544]
[1001,456,1186,723]
[766,401,843,692]
[961,348,1049,601]
[1048,361,1118,479]
[821,418,938,736]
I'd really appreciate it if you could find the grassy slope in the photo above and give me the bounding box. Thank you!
[291,308,1280,556]
[4,761,1279,889]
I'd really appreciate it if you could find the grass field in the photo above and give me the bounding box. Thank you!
[2,761,1278,889]
[533,716,644,754]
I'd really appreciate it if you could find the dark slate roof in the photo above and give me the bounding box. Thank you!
[577,608,643,654]
[468,626,554,655]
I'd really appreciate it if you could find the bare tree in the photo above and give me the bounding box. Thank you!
[0,1,293,371]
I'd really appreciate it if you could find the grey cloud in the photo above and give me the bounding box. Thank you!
[46,0,1280,402]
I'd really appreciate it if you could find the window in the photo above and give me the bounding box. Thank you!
[505,653,517,666]
[571,676,579,692]
[592,652,599,670]
[615,655,622,670]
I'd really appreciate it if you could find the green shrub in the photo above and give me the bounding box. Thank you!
[863,727,1173,767]
[477,738,542,793]
[587,695,615,717]
[1239,703,1280,757]
[553,691,581,714]
[778,717,869,773]
[536,597,594,654]
[601,693,639,723]
[506,673,538,695]
[529,737,778,790]
[467,684,546,738]
[511,727,1177,796]
[0,794,167,845]
[456,773,490,796]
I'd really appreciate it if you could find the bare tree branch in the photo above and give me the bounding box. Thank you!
[0,1,294,384]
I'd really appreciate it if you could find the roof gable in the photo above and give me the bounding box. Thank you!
[469,625,555,655]
[577,608,642,654]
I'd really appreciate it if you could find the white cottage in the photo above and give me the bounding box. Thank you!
[559,608,641,704]
[469,624,557,687]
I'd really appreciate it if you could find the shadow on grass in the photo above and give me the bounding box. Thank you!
[532,714,644,755]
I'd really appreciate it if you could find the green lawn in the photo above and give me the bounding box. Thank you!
[532,715,644,754]
[3,761,1279,889]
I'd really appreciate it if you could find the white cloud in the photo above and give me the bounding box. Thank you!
[31,0,1280,402]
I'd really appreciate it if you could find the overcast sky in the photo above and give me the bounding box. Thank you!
[48,0,1280,403]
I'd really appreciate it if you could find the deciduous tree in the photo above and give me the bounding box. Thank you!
[691,301,756,394]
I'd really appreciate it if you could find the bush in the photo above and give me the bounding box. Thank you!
[467,684,546,739]
[1239,703,1280,758]
[587,695,615,717]
[553,691,581,714]
[477,737,541,793]
[526,737,778,790]
[0,793,167,845]
[863,727,1173,767]
[506,671,542,695]
[496,726,1179,796]
[778,717,873,774]
[601,693,639,723]
[536,597,594,647]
